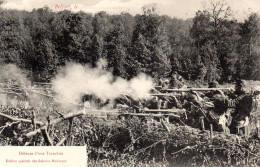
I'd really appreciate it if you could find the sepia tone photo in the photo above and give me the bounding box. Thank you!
[0,0,260,166]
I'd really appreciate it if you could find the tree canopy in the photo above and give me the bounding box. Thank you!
[0,3,259,83]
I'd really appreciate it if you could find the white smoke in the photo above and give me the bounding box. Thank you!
[0,64,30,107]
[51,60,155,110]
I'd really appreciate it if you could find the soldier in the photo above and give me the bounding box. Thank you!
[186,81,230,132]
[203,81,228,114]
[203,81,225,100]
[229,79,253,135]
[162,79,170,90]
[169,72,184,89]
[146,96,161,109]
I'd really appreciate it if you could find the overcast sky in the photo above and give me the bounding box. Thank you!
[2,0,260,20]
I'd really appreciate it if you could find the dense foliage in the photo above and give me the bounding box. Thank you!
[0,3,259,83]
[1,106,260,167]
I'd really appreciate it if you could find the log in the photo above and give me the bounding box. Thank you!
[25,110,85,138]
[0,112,44,126]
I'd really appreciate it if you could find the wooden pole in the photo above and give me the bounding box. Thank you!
[66,118,74,146]
[210,124,214,139]
[161,119,170,133]
[257,120,260,139]
[245,126,249,138]
[200,116,205,131]
[31,110,36,146]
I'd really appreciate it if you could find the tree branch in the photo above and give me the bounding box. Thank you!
[0,112,44,126]
[24,110,85,138]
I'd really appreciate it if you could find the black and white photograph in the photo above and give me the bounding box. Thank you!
[0,0,260,166]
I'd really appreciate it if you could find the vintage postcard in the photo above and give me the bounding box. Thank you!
[0,0,260,166]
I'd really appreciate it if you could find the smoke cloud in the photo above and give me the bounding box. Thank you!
[0,64,53,110]
[0,64,30,107]
[51,59,155,110]
[0,64,30,87]
[0,61,155,113]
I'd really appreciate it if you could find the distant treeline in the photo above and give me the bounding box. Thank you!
[0,3,259,83]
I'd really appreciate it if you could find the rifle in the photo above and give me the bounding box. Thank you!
[150,93,181,97]
[162,88,233,92]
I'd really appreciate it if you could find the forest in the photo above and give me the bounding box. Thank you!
[1,2,260,166]
[0,2,259,84]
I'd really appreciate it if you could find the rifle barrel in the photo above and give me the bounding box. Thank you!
[150,93,181,96]
[142,109,186,113]
[121,113,180,118]
[163,88,233,92]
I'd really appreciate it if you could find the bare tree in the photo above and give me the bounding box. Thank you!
[209,0,232,26]
[202,0,233,36]
[142,3,159,16]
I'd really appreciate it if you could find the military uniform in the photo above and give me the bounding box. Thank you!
[229,80,253,135]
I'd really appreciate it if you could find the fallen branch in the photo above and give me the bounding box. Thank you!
[134,139,166,156]
[0,112,44,126]
[66,118,74,146]
[31,110,36,130]
[0,121,20,134]
[24,139,33,146]
[0,121,20,129]
[171,145,198,155]
[40,127,53,146]
[25,110,85,138]
[56,136,69,146]
[161,119,170,133]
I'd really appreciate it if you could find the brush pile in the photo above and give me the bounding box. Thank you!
[1,107,260,166]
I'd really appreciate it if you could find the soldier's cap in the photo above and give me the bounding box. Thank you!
[236,79,246,87]
[208,81,219,88]
[164,79,169,83]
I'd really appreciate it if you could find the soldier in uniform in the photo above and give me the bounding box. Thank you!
[203,81,228,115]
[146,96,161,109]
[229,79,253,135]
[205,81,230,132]
[169,72,184,89]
